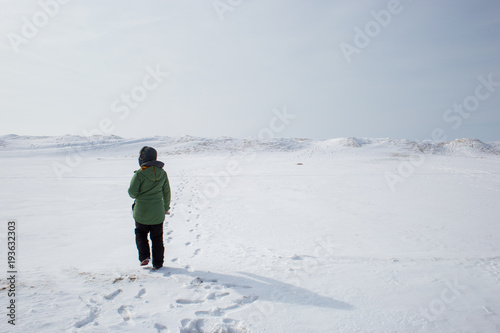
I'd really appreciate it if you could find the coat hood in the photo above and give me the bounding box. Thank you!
[139,146,158,167]
[139,160,165,182]
[141,160,165,168]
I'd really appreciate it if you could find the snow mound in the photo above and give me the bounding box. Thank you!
[442,138,499,156]
[306,137,368,155]
[400,139,500,156]
[325,137,369,148]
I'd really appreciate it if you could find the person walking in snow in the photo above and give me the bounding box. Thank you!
[128,146,171,270]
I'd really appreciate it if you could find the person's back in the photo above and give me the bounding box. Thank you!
[129,160,170,225]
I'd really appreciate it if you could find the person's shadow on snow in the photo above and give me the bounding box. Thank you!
[159,267,353,310]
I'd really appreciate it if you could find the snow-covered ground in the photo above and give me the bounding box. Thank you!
[1,135,500,332]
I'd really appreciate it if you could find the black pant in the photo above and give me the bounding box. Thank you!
[135,222,164,268]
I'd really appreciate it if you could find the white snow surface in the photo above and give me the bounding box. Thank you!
[1,135,500,332]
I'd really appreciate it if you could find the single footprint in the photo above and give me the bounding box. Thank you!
[117,305,134,322]
[195,308,225,317]
[235,295,259,306]
[74,306,99,328]
[206,292,230,300]
[176,298,205,305]
[154,322,168,333]
[136,288,146,298]
[104,289,122,300]
[222,283,252,289]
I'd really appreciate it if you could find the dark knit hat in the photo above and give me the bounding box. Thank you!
[138,146,157,166]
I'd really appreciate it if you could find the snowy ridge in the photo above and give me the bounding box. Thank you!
[441,138,500,156]
[0,134,306,156]
[0,134,499,157]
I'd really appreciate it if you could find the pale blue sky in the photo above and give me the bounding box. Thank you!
[1,0,499,141]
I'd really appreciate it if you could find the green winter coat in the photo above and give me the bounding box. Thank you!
[128,165,171,225]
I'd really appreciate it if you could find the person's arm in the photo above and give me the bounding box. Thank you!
[163,173,171,213]
[128,172,141,199]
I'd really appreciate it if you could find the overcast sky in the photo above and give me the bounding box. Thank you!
[0,0,499,141]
